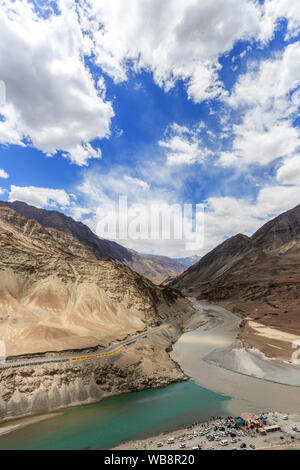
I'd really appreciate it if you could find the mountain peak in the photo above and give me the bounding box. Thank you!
[252,203,300,250]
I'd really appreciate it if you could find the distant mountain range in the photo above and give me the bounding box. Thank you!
[174,255,201,268]
[169,204,300,360]
[3,201,199,284]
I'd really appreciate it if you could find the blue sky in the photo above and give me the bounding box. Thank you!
[0,0,300,257]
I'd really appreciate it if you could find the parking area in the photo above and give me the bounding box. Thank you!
[115,412,300,450]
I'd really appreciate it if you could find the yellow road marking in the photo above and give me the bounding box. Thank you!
[69,346,123,362]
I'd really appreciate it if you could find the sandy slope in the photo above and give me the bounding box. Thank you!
[0,272,146,356]
[0,204,191,357]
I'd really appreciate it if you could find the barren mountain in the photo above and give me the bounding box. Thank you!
[170,204,300,360]
[252,204,300,251]
[126,249,187,284]
[174,255,201,268]
[0,204,190,357]
[3,201,185,284]
[172,233,253,289]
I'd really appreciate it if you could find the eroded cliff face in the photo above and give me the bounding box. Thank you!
[0,327,186,421]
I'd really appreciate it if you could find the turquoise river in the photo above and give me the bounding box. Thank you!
[0,381,235,450]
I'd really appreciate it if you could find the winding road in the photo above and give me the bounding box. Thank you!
[0,320,176,370]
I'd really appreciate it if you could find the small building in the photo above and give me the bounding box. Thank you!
[235,419,245,425]
[264,425,281,433]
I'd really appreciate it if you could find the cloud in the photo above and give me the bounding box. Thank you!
[220,41,300,167]
[79,0,270,103]
[70,206,92,221]
[72,163,204,257]
[228,42,300,110]
[256,185,300,215]
[124,176,150,190]
[0,168,9,178]
[233,123,299,166]
[0,0,114,165]
[218,152,239,167]
[277,155,300,185]
[1,0,298,169]
[159,123,209,165]
[9,185,70,208]
[264,0,300,41]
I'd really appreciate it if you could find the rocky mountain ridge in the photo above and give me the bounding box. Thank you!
[2,201,187,284]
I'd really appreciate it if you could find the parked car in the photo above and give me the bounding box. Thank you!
[220,440,229,446]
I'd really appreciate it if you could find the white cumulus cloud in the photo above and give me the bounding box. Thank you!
[79,0,269,103]
[9,185,70,208]
[221,41,300,167]
[159,123,209,165]
[0,0,114,166]
[0,168,9,178]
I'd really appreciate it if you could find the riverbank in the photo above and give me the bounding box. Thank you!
[0,412,63,437]
[171,299,300,416]
[113,411,300,451]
